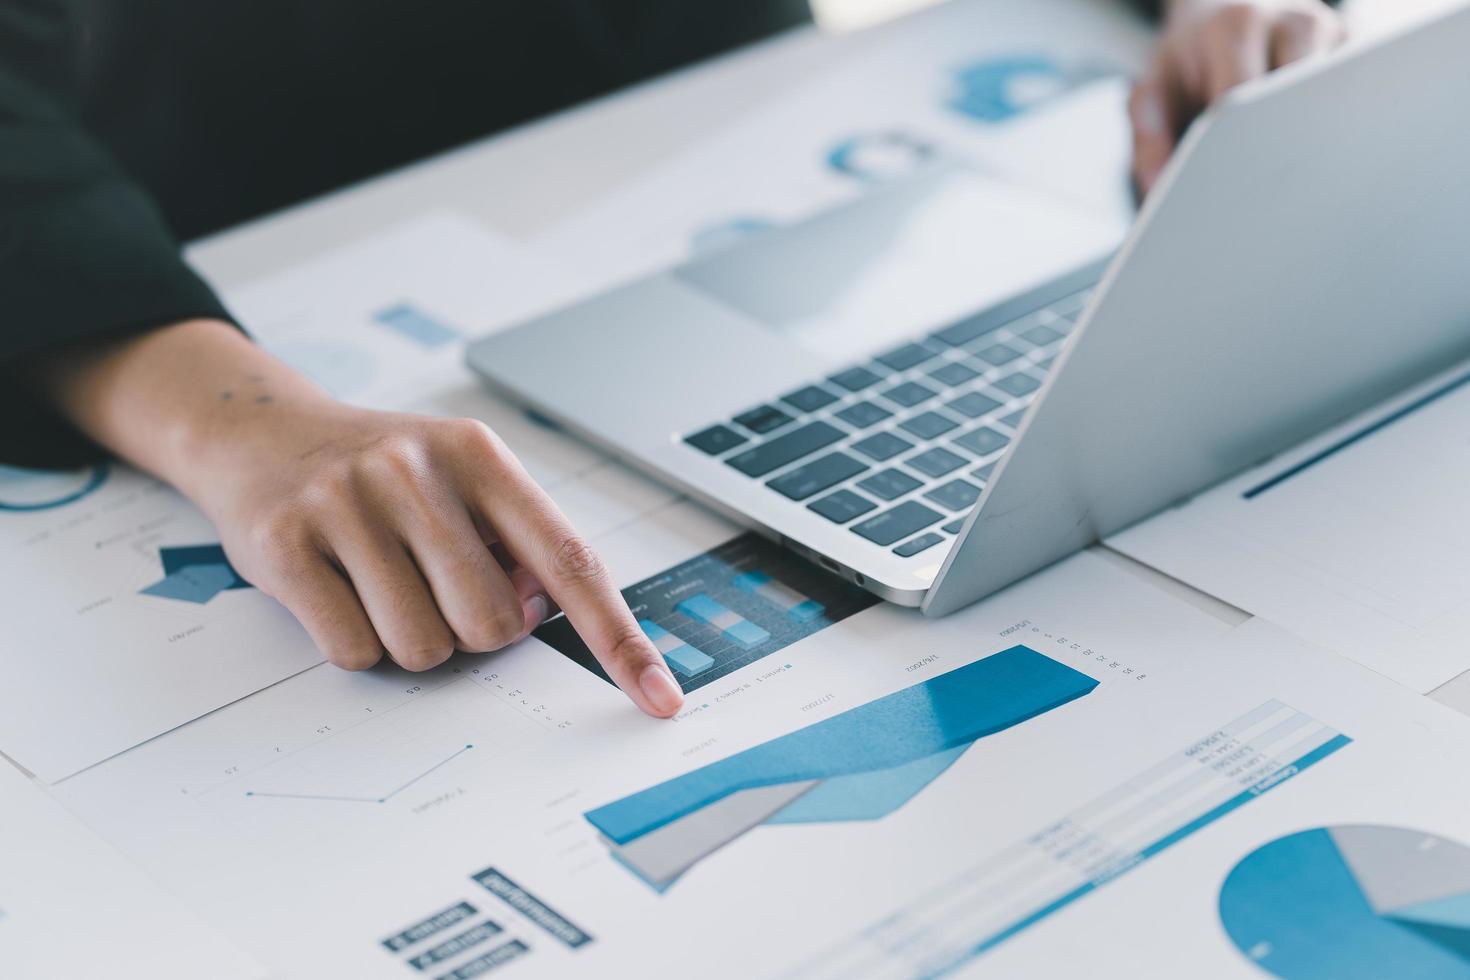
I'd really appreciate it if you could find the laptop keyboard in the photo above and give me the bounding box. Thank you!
[681,286,1092,561]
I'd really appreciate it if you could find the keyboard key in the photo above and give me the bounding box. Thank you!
[829,366,884,392]
[835,401,892,429]
[953,426,1010,458]
[808,489,877,524]
[994,372,1042,398]
[882,381,937,408]
[726,421,845,477]
[1037,356,1057,371]
[928,361,980,387]
[734,404,794,434]
[906,447,968,478]
[925,479,982,511]
[852,501,944,546]
[684,424,748,455]
[851,431,913,462]
[857,468,922,501]
[781,384,839,413]
[947,391,1004,419]
[899,411,959,439]
[894,532,945,557]
[1020,324,1065,347]
[767,452,868,501]
[1052,290,1092,318]
[972,462,997,483]
[973,343,1023,367]
[876,342,938,372]
[942,515,970,534]
[998,409,1028,430]
[931,313,1006,347]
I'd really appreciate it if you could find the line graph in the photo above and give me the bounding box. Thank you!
[245,744,476,805]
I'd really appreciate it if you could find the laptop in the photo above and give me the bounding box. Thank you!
[468,5,1470,617]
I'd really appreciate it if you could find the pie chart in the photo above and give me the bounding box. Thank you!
[1220,825,1470,979]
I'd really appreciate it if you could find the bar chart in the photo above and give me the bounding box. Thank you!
[536,533,878,692]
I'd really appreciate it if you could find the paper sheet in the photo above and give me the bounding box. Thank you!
[0,212,671,783]
[0,760,267,979]
[1110,358,1470,693]
[55,547,1470,978]
[531,0,1152,301]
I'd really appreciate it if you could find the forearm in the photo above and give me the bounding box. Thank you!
[36,319,333,497]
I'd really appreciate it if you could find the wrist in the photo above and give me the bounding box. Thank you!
[38,317,337,493]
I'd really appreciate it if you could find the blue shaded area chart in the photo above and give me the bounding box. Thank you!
[590,646,1096,845]
[1220,825,1470,979]
[586,648,1096,889]
[139,544,251,605]
[245,744,476,805]
[0,462,108,512]
[767,742,972,825]
[535,533,878,693]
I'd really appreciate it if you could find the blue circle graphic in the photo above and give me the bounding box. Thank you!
[1220,825,1470,979]
[0,462,110,512]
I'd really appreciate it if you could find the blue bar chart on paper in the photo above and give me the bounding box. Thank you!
[535,533,878,693]
[584,646,1099,889]
[795,700,1351,979]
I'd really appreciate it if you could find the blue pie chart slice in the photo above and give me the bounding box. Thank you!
[1220,825,1470,979]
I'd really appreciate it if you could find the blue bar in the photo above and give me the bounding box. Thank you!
[639,620,715,678]
[586,646,1098,845]
[675,593,772,649]
[733,571,827,623]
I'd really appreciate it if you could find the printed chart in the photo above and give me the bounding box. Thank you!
[1220,825,1470,979]
[0,462,109,512]
[536,533,877,693]
[586,646,1098,889]
[139,544,251,604]
[796,700,1350,978]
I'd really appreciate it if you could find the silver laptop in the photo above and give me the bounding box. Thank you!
[469,5,1470,617]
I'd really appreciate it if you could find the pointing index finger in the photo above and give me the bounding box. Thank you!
[467,449,684,718]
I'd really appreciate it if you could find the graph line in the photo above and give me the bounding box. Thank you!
[245,744,475,804]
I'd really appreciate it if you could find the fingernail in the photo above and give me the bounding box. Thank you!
[639,663,684,716]
[524,595,549,631]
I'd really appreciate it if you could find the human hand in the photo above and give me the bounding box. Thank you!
[41,319,685,717]
[1130,0,1345,195]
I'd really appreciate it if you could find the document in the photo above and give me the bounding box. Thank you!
[0,761,266,979]
[0,212,655,782]
[1110,359,1470,693]
[532,0,1152,300]
[58,548,1470,978]
[0,455,323,782]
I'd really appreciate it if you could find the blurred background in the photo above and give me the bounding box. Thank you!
[813,0,1461,31]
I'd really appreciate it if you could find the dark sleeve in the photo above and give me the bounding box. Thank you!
[0,1,230,468]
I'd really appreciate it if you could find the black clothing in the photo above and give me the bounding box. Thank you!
[0,0,808,465]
